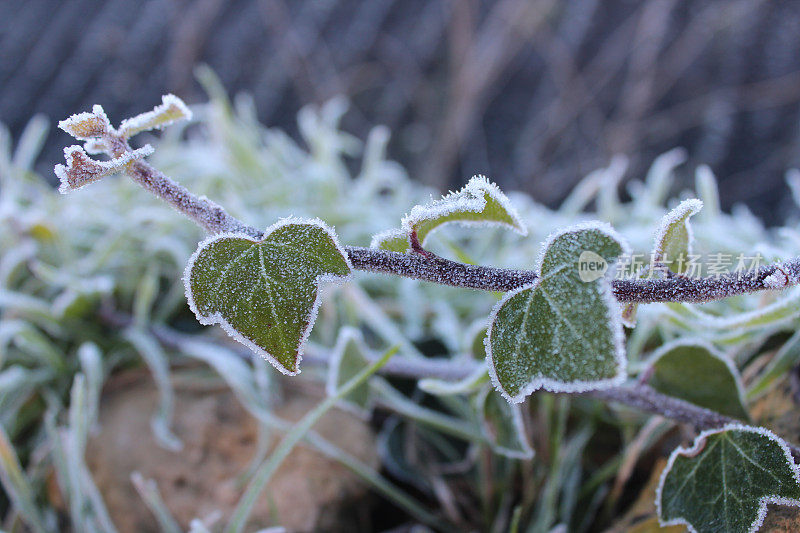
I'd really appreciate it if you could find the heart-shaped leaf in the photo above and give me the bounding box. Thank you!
[326,327,374,417]
[474,385,534,459]
[658,424,800,533]
[184,218,352,375]
[486,223,628,402]
[371,175,526,252]
[645,340,749,421]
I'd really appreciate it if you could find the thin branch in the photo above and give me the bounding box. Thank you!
[108,312,800,458]
[117,157,800,303]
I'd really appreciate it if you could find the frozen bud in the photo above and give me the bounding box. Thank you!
[58,105,112,140]
[118,94,192,139]
[55,144,154,194]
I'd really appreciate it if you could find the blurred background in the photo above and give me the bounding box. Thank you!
[4,0,800,224]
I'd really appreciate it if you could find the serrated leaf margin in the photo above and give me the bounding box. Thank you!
[656,423,800,533]
[485,221,629,403]
[183,217,352,376]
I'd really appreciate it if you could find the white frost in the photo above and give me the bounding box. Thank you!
[118,94,193,139]
[55,144,154,194]
[485,221,630,403]
[183,217,353,376]
[656,423,800,533]
[369,227,408,250]
[652,198,703,263]
[371,174,527,249]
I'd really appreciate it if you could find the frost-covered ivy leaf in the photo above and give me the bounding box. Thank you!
[658,425,800,533]
[475,386,533,459]
[653,199,703,274]
[486,223,628,402]
[118,94,192,139]
[54,145,154,193]
[645,340,749,421]
[326,327,373,417]
[369,228,412,253]
[371,175,526,252]
[184,218,352,375]
[58,105,112,140]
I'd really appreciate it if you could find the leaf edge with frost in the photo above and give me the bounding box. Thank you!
[485,221,629,403]
[656,423,800,533]
[370,175,527,252]
[183,217,353,376]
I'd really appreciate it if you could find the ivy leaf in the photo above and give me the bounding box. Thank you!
[486,223,628,403]
[653,199,703,274]
[475,386,534,459]
[371,175,527,252]
[184,218,352,375]
[658,424,800,533]
[645,340,749,421]
[326,327,374,417]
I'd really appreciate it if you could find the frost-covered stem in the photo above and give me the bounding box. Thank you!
[347,246,537,292]
[126,159,258,237]
[118,157,800,301]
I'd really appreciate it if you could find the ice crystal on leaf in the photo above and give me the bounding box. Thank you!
[486,223,629,403]
[657,424,800,533]
[653,198,703,274]
[371,175,527,252]
[184,218,352,375]
[58,105,112,141]
[54,145,154,194]
[118,94,193,139]
[55,95,192,194]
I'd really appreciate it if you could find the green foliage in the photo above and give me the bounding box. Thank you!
[371,174,526,252]
[645,340,749,421]
[185,219,351,375]
[5,75,800,532]
[486,224,627,402]
[654,199,703,274]
[658,425,800,533]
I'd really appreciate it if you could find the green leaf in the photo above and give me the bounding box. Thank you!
[371,175,526,252]
[645,340,749,421]
[474,386,534,459]
[486,223,628,402]
[653,199,703,274]
[657,425,800,533]
[185,218,352,375]
[326,327,374,417]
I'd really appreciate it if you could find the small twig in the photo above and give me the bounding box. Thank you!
[118,156,800,303]
[105,311,800,459]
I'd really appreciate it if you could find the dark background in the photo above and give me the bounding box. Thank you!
[4,0,800,224]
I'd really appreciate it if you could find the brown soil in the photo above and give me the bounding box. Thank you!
[83,371,379,532]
